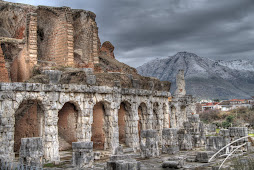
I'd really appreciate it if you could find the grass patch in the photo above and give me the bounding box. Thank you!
[216,128,220,134]
[248,134,254,137]
[43,162,65,168]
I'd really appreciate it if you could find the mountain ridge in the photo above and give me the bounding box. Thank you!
[137,52,254,100]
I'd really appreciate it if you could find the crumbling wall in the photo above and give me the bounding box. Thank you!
[0,44,9,82]
[73,9,100,67]
[37,6,73,66]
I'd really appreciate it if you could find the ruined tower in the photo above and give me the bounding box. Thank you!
[170,70,196,128]
[174,70,186,96]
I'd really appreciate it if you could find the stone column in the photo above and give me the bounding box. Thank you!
[44,109,60,161]
[128,102,139,151]
[0,99,15,161]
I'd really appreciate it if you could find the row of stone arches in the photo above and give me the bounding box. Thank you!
[13,99,169,160]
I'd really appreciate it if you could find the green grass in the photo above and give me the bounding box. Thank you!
[248,134,254,137]
[216,128,220,134]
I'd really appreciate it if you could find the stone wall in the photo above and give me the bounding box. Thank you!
[0,82,170,162]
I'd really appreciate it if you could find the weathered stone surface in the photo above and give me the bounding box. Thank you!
[106,160,141,170]
[162,128,179,154]
[140,129,160,158]
[72,142,94,168]
[19,137,44,167]
[195,151,214,163]
[206,136,228,151]
[178,129,193,150]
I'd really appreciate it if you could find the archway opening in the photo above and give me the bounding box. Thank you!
[58,102,78,151]
[138,103,148,140]
[92,102,106,150]
[14,100,44,154]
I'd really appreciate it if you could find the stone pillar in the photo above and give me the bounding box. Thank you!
[92,25,100,64]
[178,129,193,150]
[27,13,38,66]
[66,10,74,66]
[140,129,159,158]
[206,136,226,151]
[174,70,186,96]
[44,109,60,161]
[19,137,44,167]
[128,103,139,151]
[162,128,179,154]
[72,142,94,169]
[0,99,15,161]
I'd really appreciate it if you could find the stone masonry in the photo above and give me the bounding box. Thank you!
[0,82,170,162]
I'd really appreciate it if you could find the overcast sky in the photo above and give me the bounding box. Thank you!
[6,0,254,67]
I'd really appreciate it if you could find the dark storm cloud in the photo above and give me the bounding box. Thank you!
[6,0,254,67]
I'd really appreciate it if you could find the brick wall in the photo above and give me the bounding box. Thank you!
[0,44,10,82]
[27,13,38,66]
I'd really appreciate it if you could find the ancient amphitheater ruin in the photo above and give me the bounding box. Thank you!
[0,1,252,169]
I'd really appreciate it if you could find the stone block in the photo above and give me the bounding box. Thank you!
[72,142,94,168]
[140,129,160,158]
[206,136,227,151]
[106,160,141,170]
[229,127,248,137]
[42,70,62,84]
[162,128,179,154]
[72,141,93,150]
[178,129,193,150]
[19,137,44,167]
[195,151,214,163]
[94,151,101,160]
[162,157,185,169]
[219,129,230,137]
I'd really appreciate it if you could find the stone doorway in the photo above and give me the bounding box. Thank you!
[58,102,78,151]
[92,102,106,150]
[14,100,44,154]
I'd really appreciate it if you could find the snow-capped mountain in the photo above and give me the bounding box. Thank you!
[217,59,254,72]
[137,52,254,99]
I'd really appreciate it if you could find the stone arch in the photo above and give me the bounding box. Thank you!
[91,101,111,150]
[171,105,177,128]
[57,101,80,151]
[152,102,160,130]
[118,101,132,146]
[138,102,148,139]
[14,99,45,153]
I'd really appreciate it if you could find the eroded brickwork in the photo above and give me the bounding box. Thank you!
[0,44,9,82]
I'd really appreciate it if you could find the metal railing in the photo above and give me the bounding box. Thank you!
[0,159,43,170]
[208,135,250,169]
